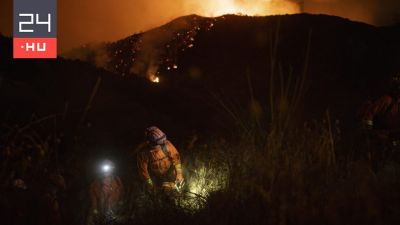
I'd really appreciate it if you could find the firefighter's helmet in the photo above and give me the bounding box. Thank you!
[145,126,167,145]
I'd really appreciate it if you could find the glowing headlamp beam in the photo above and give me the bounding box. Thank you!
[102,164,113,173]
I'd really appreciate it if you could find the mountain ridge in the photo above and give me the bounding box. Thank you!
[1,14,400,148]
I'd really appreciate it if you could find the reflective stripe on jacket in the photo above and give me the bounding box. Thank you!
[362,95,400,130]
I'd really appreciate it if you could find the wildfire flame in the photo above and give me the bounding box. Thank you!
[151,76,160,83]
[139,1,299,83]
[187,0,300,17]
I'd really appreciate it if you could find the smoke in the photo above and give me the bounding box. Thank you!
[183,0,300,16]
[127,0,300,80]
[129,17,193,80]
[303,0,400,25]
[61,43,110,69]
[1,0,399,52]
[57,0,299,52]
[56,0,400,52]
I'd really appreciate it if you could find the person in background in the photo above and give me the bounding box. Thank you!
[88,160,124,225]
[360,74,400,169]
[37,169,66,225]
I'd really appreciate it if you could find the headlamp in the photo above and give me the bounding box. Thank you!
[100,160,114,174]
[102,164,111,172]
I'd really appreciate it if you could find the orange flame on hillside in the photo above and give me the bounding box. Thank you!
[186,0,300,17]
[140,0,300,84]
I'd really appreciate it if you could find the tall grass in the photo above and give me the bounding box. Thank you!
[174,25,400,225]
[2,22,400,225]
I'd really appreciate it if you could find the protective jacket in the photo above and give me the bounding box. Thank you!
[137,140,182,185]
[361,95,400,131]
[89,175,123,215]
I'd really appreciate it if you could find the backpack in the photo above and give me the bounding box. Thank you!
[374,95,398,129]
[160,143,172,162]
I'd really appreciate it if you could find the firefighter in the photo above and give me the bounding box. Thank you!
[137,126,184,194]
[360,74,400,168]
[37,170,66,225]
[88,160,124,225]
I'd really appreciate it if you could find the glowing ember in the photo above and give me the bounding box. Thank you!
[187,0,300,17]
[128,0,299,83]
[151,76,160,83]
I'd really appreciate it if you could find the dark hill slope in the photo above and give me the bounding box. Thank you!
[0,35,221,151]
[2,14,400,150]
[163,14,399,119]
[98,14,400,131]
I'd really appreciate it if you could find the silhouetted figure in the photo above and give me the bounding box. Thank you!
[37,170,66,225]
[360,74,400,169]
[4,178,30,225]
[88,160,124,225]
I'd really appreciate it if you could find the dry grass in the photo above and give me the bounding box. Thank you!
[1,25,400,225]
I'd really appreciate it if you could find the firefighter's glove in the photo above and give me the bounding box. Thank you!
[362,120,374,130]
[145,178,154,192]
[92,209,99,215]
[175,179,185,192]
[175,164,184,182]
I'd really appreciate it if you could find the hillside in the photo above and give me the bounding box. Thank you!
[2,14,400,225]
[2,14,400,148]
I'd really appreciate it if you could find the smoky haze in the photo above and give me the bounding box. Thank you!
[304,0,400,25]
[0,0,399,52]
